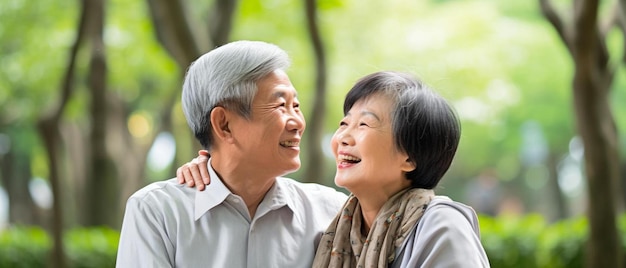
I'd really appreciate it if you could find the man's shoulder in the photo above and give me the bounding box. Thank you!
[277,177,343,194]
[127,178,192,203]
[276,177,348,204]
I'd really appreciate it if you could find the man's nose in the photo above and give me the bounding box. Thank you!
[286,112,305,132]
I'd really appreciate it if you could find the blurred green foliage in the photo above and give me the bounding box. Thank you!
[1,0,626,245]
[0,214,625,267]
[480,214,545,267]
[0,226,118,268]
[0,226,49,268]
[64,228,119,268]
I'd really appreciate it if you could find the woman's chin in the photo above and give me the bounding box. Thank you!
[334,176,353,190]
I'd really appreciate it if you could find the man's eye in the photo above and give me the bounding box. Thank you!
[339,121,347,126]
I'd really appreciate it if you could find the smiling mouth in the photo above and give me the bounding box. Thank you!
[339,154,361,164]
[280,141,299,147]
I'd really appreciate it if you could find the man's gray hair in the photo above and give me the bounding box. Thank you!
[181,40,291,149]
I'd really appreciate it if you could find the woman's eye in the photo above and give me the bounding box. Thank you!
[359,122,369,127]
[339,121,347,126]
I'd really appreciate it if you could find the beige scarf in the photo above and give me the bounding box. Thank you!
[312,188,435,268]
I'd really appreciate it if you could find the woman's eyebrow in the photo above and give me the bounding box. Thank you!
[360,110,381,121]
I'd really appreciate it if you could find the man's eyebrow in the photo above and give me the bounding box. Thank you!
[271,91,298,99]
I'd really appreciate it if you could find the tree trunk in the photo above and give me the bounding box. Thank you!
[145,0,237,178]
[540,0,623,266]
[570,1,622,267]
[208,0,237,47]
[0,146,41,226]
[35,0,96,263]
[573,66,622,268]
[37,118,67,268]
[83,0,120,228]
[60,122,86,227]
[145,0,202,67]
[302,0,328,183]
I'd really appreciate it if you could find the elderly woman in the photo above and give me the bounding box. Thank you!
[179,71,490,267]
[311,71,488,267]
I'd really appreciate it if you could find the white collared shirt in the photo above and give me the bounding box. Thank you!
[116,160,347,268]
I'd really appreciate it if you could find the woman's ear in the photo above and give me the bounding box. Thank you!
[401,158,416,173]
[210,107,233,143]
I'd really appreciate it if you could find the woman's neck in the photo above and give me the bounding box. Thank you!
[354,184,412,234]
[356,195,387,234]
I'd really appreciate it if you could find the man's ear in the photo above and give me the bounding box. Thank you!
[210,107,233,143]
[401,158,416,173]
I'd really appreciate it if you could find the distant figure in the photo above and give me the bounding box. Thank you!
[466,169,501,216]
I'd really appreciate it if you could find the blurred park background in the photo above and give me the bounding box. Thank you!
[1,0,626,267]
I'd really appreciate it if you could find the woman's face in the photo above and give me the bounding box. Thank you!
[331,94,414,198]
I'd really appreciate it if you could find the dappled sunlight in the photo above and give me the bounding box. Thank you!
[0,187,7,229]
[28,178,52,210]
[486,79,520,106]
[147,132,176,174]
[557,137,586,199]
[454,97,491,123]
[557,158,584,198]
[127,112,152,139]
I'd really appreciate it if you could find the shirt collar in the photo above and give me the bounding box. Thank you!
[259,177,296,214]
[194,158,231,220]
[193,159,297,220]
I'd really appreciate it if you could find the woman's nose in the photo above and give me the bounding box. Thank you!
[336,129,354,146]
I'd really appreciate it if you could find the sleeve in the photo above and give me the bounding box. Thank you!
[407,205,490,268]
[116,195,175,268]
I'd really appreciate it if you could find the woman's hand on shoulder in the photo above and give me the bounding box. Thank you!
[176,150,211,191]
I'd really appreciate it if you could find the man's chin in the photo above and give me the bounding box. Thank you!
[280,162,301,175]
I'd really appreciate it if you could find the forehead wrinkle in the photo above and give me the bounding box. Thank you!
[271,90,298,99]
[272,91,285,100]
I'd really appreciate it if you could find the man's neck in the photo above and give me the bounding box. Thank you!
[226,176,275,218]
[210,157,276,218]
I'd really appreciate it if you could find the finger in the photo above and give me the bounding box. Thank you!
[194,155,211,185]
[176,166,184,184]
[183,164,195,187]
[198,150,209,157]
[198,154,209,162]
[200,162,210,185]
[189,160,206,191]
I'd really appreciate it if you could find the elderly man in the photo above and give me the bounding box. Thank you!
[116,40,347,267]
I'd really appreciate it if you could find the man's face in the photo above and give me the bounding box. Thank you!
[229,69,305,178]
